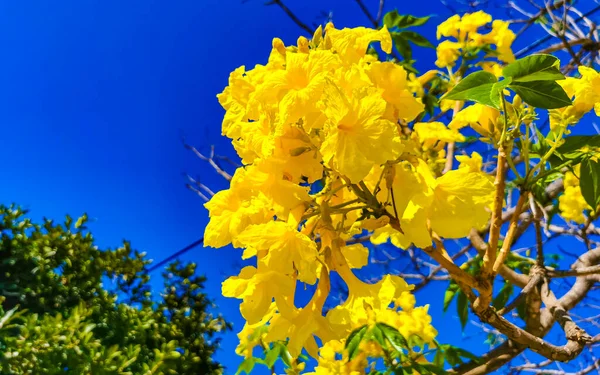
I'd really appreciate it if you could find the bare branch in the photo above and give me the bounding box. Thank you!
[354,0,379,28]
[267,0,313,34]
[184,143,232,182]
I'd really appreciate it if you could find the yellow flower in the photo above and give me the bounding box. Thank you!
[552,66,600,129]
[308,339,365,375]
[435,40,462,68]
[272,126,324,184]
[370,160,494,248]
[435,12,515,68]
[256,50,341,126]
[456,151,486,172]
[326,24,392,62]
[203,182,272,249]
[366,62,425,122]
[408,70,439,97]
[341,243,370,269]
[320,83,402,182]
[480,61,504,77]
[449,103,501,138]
[437,15,461,39]
[395,291,416,311]
[559,165,592,224]
[263,268,337,358]
[222,265,295,324]
[236,221,319,284]
[460,11,492,34]
[212,25,439,364]
[413,121,465,149]
[489,20,516,63]
[240,159,311,214]
[235,305,274,358]
[326,248,412,333]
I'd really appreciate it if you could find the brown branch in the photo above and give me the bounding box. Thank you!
[422,243,479,296]
[469,229,529,288]
[518,359,600,374]
[492,192,529,274]
[497,272,543,315]
[413,244,472,292]
[511,0,570,40]
[481,148,508,285]
[537,38,590,54]
[443,142,456,174]
[549,265,600,278]
[185,144,233,182]
[354,0,379,28]
[375,0,385,25]
[267,0,313,34]
[453,245,600,375]
[474,304,590,362]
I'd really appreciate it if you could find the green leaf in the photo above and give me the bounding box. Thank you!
[263,345,280,369]
[278,344,293,367]
[550,135,600,169]
[492,77,512,90]
[443,71,500,109]
[517,300,527,320]
[394,366,412,375]
[509,80,571,109]
[433,348,445,368]
[580,158,600,209]
[377,322,408,353]
[392,33,412,61]
[237,358,256,375]
[492,282,514,310]
[423,93,438,116]
[345,325,368,359]
[456,291,468,329]
[75,213,88,229]
[443,282,459,312]
[503,54,564,82]
[384,11,430,29]
[367,324,385,347]
[397,31,434,48]
[453,347,480,362]
[414,363,447,375]
[558,135,600,158]
[444,346,462,367]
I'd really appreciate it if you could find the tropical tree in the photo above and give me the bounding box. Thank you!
[189,1,600,374]
[0,204,230,374]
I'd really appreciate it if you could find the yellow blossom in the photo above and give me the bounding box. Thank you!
[559,165,592,224]
[435,40,462,68]
[319,83,402,182]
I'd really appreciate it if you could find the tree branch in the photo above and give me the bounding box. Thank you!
[267,0,313,34]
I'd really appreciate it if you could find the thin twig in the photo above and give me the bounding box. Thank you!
[268,0,313,34]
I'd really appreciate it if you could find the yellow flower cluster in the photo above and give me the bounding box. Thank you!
[206,22,496,371]
[435,11,515,68]
[559,165,592,224]
[552,66,600,129]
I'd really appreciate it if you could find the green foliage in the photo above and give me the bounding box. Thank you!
[442,71,501,109]
[543,134,600,210]
[509,80,571,109]
[345,324,368,359]
[383,12,430,29]
[580,158,600,209]
[383,9,433,68]
[502,54,564,82]
[432,343,479,368]
[0,204,230,374]
[341,322,477,374]
[444,54,572,110]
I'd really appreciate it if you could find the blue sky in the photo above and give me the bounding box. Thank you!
[1,1,598,374]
